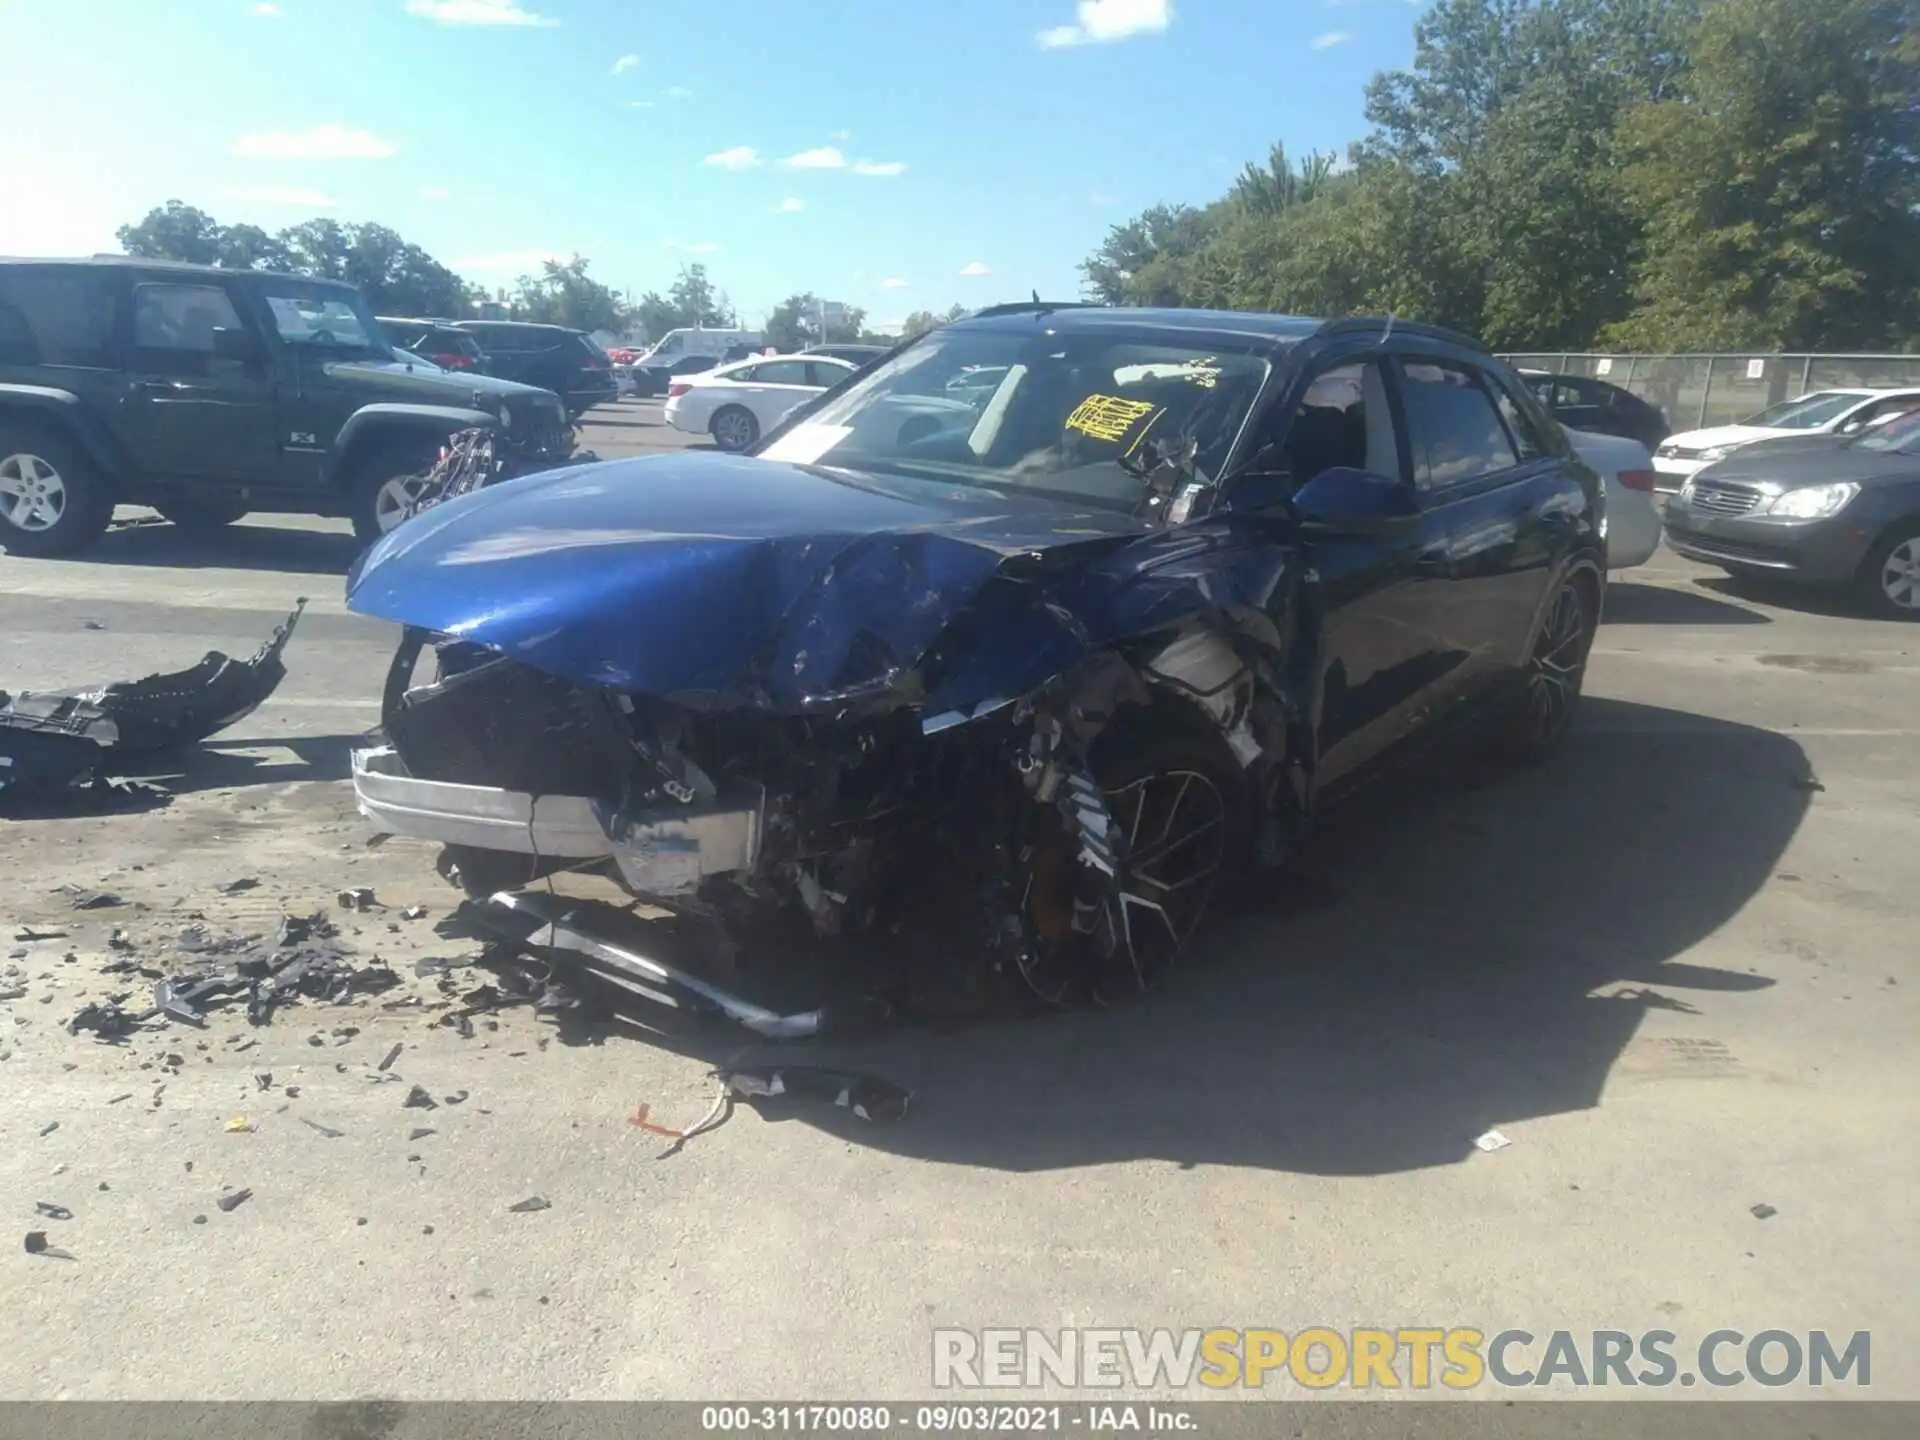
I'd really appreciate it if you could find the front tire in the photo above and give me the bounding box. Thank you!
[1857,521,1920,621]
[0,426,112,557]
[710,406,759,453]
[1495,571,1596,762]
[350,440,443,545]
[1015,725,1249,1007]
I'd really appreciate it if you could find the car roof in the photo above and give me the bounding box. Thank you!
[453,319,575,334]
[0,254,354,287]
[949,303,1480,353]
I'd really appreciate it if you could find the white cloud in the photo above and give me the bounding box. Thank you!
[611,54,638,75]
[958,261,992,277]
[454,248,565,273]
[664,85,694,98]
[419,185,454,201]
[776,197,805,213]
[1036,0,1170,48]
[703,145,762,170]
[222,184,336,207]
[782,146,847,170]
[851,159,907,177]
[1310,30,1351,49]
[881,277,910,290]
[251,3,283,16]
[621,99,654,108]
[404,0,558,25]
[232,124,396,160]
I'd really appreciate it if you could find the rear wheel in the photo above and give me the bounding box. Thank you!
[0,426,112,557]
[157,498,249,533]
[1494,571,1596,762]
[1857,521,1920,621]
[710,406,759,453]
[350,440,443,545]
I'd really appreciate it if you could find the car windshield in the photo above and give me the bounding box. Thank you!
[1855,409,1920,453]
[261,287,386,356]
[756,325,1274,511]
[1742,392,1866,429]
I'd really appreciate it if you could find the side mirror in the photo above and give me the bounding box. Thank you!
[1290,465,1418,538]
[211,327,261,363]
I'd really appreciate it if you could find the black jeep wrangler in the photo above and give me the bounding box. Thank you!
[0,257,573,556]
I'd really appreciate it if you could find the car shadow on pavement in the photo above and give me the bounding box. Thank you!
[119,734,359,794]
[1694,573,1895,624]
[704,697,1808,1176]
[89,519,359,576]
[1603,580,1771,625]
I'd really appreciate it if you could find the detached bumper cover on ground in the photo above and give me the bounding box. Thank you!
[0,600,307,797]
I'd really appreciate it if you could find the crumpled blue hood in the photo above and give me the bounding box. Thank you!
[346,452,1151,710]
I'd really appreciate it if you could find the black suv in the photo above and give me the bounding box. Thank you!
[0,258,574,555]
[380,317,487,374]
[452,321,618,421]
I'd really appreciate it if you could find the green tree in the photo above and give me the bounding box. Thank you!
[632,291,680,343]
[118,201,293,270]
[764,293,819,351]
[514,256,629,331]
[900,309,942,339]
[1078,203,1221,305]
[668,264,736,328]
[1604,0,1920,350]
[1229,143,1341,217]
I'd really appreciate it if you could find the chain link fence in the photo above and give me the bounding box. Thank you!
[1498,353,1920,431]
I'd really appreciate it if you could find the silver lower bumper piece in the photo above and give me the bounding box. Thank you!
[350,745,763,896]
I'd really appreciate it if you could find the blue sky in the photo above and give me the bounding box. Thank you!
[0,0,1427,330]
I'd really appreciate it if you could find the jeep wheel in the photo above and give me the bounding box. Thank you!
[0,427,112,558]
[351,441,443,545]
[157,499,250,533]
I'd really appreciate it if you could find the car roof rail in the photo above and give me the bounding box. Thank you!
[1317,314,1489,352]
[967,300,1101,320]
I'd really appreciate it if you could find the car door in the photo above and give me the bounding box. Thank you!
[1228,355,1456,789]
[1548,377,1610,435]
[1395,355,1568,688]
[735,358,824,431]
[118,279,280,481]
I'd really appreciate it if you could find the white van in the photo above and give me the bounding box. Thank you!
[634,328,763,366]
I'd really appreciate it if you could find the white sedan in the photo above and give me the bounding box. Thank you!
[664,354,858,452]
[1652,387,1920,488]
[1565,428,1661,569]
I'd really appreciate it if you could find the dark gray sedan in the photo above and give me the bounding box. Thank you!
[1662,408,1920,619]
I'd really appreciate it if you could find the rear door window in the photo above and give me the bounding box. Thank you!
[1396,359,1522,490]
[0,269,120,368]
[753,360,815,386]
[806,361,852,389]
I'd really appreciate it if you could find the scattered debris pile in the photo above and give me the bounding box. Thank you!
[0,600,307,803]
[67,909,398,1041]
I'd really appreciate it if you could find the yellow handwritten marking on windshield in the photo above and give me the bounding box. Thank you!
[1067,394,1158,443]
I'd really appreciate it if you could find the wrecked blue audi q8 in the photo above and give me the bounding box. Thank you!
[346,304,1605,1034]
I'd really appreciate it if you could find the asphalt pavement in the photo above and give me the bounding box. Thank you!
[0,406,1915,1400]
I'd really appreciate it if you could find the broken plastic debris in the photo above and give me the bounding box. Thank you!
[34,1202,73,1221]
[401,905,427,921]
[71,892,125,910]
[300,1118,346,1139]
[338,887,376,912]
[378,1043,403,1072]
[1473,1128,1512,1153]
[408,1127,435,1141]
[24,1231,48,1254]
[38,1121,58,1137]
[216,1188,253,1213]
[223,1115,255,1134]
[1751,1202,1778,1220]
[508,1195,551,1213]
[218,877,260,895]
[402,1085,437,1110]
[719,1066,913,1123]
